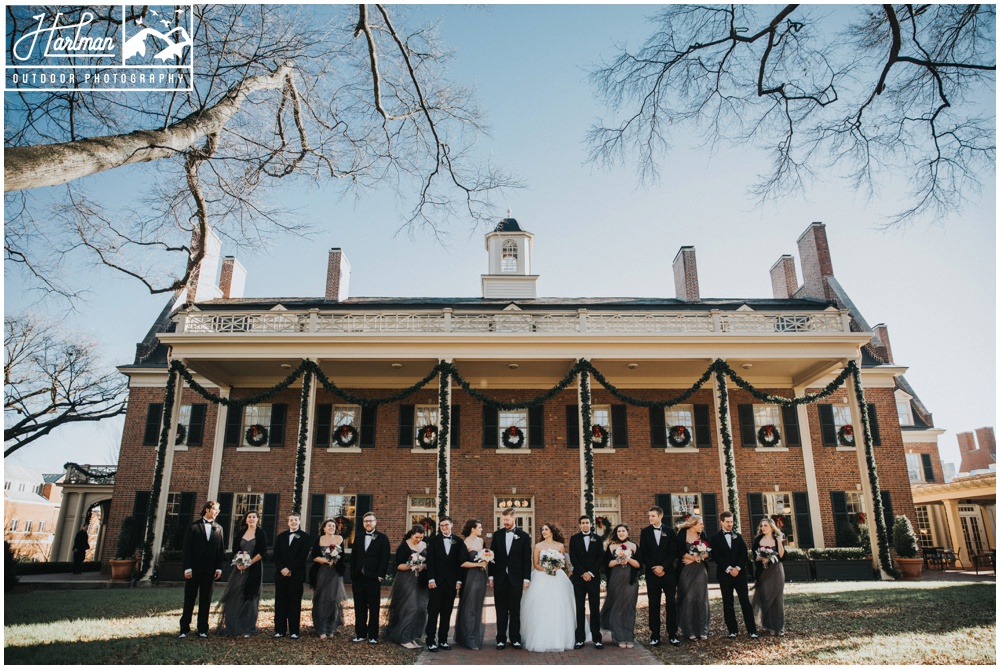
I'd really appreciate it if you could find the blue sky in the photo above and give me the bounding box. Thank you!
[4,4,996,474]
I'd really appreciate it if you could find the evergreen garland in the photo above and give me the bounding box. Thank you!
[172,358,308,408]
[715,366,742,533]
[139,367,178,579]
[311,360,444,408]
[448,360,585,410]
[718,359,853,406]
[587,361,717,409]
[63,462,117,481]
[579,369,595,520]
[849,361,900,579]
[292,369,311,514]
[437,370,451,518]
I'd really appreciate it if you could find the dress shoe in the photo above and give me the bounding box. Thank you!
[369,638,378,644]
[750,632,759,639]
[289,634,299,640]
[178,633,187,640]
[439,643,451,650]
[511,641,522,649]
[352,637,365,643]
[619,642,628,648]
[594,642,603,649]
[728,633,738,639]
[273,633,284,639]
[495,642,506,650]
[428,643,438,652]
[574,642,584,650]
[669,637,681,646]
[649,639,661,647]
[198,633,208,639]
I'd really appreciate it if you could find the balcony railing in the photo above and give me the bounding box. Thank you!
[64,465,117,485]
[178,308,852,336]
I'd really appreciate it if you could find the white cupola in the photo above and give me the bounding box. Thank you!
[481,216,539,299]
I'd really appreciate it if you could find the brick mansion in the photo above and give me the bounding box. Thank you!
[104,219,944,576]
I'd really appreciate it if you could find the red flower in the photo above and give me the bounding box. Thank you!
[764,426,773,437]
[340,426,350,438]
[857,512,866,524]
[844,425,854,436]
[677,426,686,434]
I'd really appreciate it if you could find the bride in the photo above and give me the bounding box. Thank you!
[520,522,578,652]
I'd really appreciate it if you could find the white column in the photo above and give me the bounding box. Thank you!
[52,471,72,561]
[299,364,318,518]
[711,370,730,511]
[794,385,825,549]
[206,385,231,502]
[146,367,184,580]
[576,371,587,517]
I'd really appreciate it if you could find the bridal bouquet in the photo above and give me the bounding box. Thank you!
[231,551,252,568]
[755,546,778,568]
[406,552,426,570]
[539,549,565,575]
[475,549,495,565]
[614,544,633,565]
[687,540,711,561]
[322,543,341,563]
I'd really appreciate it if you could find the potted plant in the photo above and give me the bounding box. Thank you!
[809,547,874,581]
[892,515,923,579]
[110,516,140,581]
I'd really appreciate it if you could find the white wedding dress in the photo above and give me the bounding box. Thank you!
[520,565,579,652]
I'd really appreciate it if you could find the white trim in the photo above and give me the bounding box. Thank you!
[836,446,857,453]
[901,428,946,444]
[236,446,272,453]
[410,447,437,455]
[664,447,701,454]
[327,446,363,454]
[755,447,790,453]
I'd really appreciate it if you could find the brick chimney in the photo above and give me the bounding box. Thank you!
[795,222,835,301]
[325,248,351,302]
[957,432,976,454]
[672,246,700,301]
[219,256,247,299]
[974,427,996,457]
[872,323,893,364]
[770,255,799,299]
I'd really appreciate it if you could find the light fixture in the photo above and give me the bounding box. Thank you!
[391,363,403,369]
[693,507,701,516]
[512,487,517,494]
[741,363,753,370]
[424,487,430,495]
[280,363,292,369]
[508,363,519,370]
[856,483,862,491]
[774,484,780,492]
[783,505,791,514]
[627,363,639,370]
[247,485,252,492]
[683,486,688,493]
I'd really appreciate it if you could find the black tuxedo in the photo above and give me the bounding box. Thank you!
[488,526,532,644]
[350,530,391,640]
[273,529,311,635]
[425,533,467,645]
[569,532,604,644]
[179,517,225,635]
[709,529,757,635]
[638,524,678,641]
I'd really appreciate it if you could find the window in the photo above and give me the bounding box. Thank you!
[414,405,439,447]
[230,493,264,540]
[325,494,358,547]
[914,505,934,549]
[594,495,621,537]
[906,454,923,483]
[9,519,18,531]
[501,239,518,272]
[670,493,701,527]
[495,496,534,539]
[330,405,361,447]
[176,405,192,445]
[163,492,184,551]
[592,405,613,448]
[664,405,695,446]
[897,400,913,426]
[241,405,272,446]
[37,521,45,532]
[24,521,33,533]
[407,495,437,533]
[498,410,528,450]
[831,405,852,433]
[3,481,9,490]
[760,492,795,545]
[754,405,784,447]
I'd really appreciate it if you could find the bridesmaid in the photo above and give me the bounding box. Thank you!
[217,510,268,637]
[310,518,347,638]
[455,519,488,650]
[384,525,429,649]
[599,523,640,648]
[675,514,710,641]
[751,517,786,635]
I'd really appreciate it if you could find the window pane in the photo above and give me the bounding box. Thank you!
[670,494,700,527]
[325,495,358,545]
[665,405,694,445]
[905,454,923,483]
[242,405,272,445]
[407,495,438,533]
[753,405,783,446]
[832,405,852,429]
[762,493,794,544]
[498,410,528,449]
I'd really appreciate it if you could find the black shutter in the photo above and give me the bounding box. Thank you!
[830,491,850,547]
[224,405,242,446]
[314,404,332,447]
[738,405,757,447]
[650,407,666,448]
[309,493,326,537]
[781,405,801,447]
[880,491,894,533]
[216,492,234,547]
[655,494,672,521]
[818,404,837,446]
[921,453,935,482]
[170,492,196,552]
[747,493,765,536]
[611,404,629,448]
[693,404,711,448]
[398,405,415,448]
[132,491,151,545]
[143,404,163,446]
[701,493,718,535]
[187,404,207,446]
[483,406,499,449]
[355,494,373,548]
[792,491,814,549]
[450,405,461,449]
[566,405,580,448]
[269,404,287,446]
[528,405,545,448]
[867,403,881,445]
[360,405,377,448]
[262,493,280,552]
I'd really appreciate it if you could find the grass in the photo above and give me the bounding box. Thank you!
[5,580,995,664]
[641,581,996,665]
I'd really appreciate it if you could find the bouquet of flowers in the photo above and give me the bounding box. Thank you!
[406,552,426,571]
[539,548,565,575]
[231,551,252,568]
[322,543,341,563]
[614,544,633,565]
[475,549,495,565]
[755,546,778,568]
[687,540,711,561]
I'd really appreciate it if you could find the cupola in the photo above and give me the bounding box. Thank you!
[481,214,539,299]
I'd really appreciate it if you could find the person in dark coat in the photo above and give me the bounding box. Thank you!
[179,500,225,638]
[568,515,604,648]
[708,511,759,639]
[350,511,391,643]
[424,516,467,652]
[272,513,311,639]
[637,505,680,647]
[72,523,90,574]
[488,507,532,649]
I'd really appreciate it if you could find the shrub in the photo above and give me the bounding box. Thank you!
[836,521,859,547]
[808,547,867,560]
[892,515,920,559]
[858,522,872,556]
[115,516,141,560]
[783,547,808,561]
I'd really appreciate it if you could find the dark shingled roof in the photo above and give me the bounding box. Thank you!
[494,218,522,232]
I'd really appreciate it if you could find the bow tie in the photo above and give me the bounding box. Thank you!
[583,533,593,537]
[203,520,212,524]
[724,532,733,536]
[442,535,452,539]
[366,532,375,537]
[653,526,662,531]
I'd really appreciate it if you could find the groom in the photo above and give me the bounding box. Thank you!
[709,511,758,640]
[488,508,531,650]
[638,505,681,647]
[569,516,604,649]
[425,517,465,652]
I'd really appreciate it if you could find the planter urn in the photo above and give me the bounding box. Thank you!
[109,558,137,582]
[895,556,923,580]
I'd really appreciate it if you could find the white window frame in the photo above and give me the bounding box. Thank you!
[501,239,518,273]
[406,495,438,531]
[498,409,530,453]
[845,491,866,517]
[230,492,264,540]
[906,453,924,483]
[174,404,193,450]
[594,494,621,536]
[494,496,534,539]
[669,493,702,527]
[831,404,856,451]
[328,404,363,452]
[237,405,273,451]
[753,404,787,450]
[760,492,796,546]
[664,404,698,453]
[9,519,18,532]
[895,389,914,426]
[413,404,440,453]
[591,405,614,451]
[37,521,45,533]
[24,520,33,533]
[324,494,357,551]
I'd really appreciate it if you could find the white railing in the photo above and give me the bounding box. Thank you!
[179,308,852,336]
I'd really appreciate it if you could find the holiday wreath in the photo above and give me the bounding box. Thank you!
[756,424,781,447]
[502,425,525,449]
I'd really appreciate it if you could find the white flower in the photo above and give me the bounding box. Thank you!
[231,551,252,568]
[539,548,565,575]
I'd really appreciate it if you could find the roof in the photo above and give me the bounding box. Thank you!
[4,464,43,485]
[42,473,63,484]
[494,218,522,232]
[3,489,57,505]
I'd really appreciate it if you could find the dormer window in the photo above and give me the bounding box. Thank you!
[501,240,518,272]
[895,389,914,426]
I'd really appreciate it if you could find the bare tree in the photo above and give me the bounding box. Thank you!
[4,315,128,457]
[588,4,995,224]
[4,4,517,298]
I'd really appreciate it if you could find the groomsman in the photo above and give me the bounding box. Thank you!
[569,515,604,649]
[488,508,532,650]
[179,500,225,639]
[425,517,466,652]
[709,511,759,639]
[350,512,391,644]
[272,513,311,639]
[638,506,681,647]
